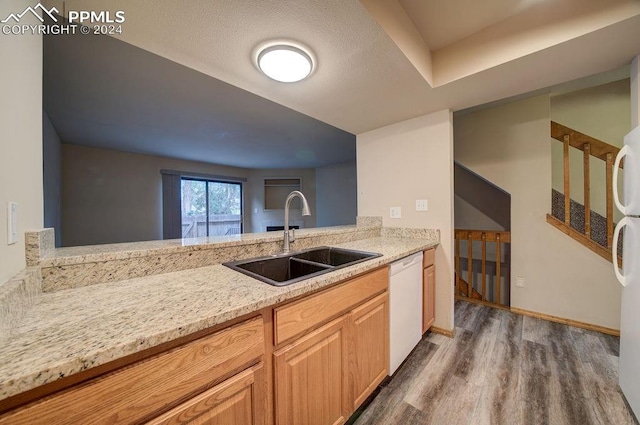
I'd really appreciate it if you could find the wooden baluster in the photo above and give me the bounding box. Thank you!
[563,134,571,226]
[583,143,591,238]
[481,232,487,301]
[467,232,473,298]
[455,234,461,296]
[496,234,502,306]
[606,152,613,249]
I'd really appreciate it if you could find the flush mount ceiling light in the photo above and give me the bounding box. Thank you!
[254,41,315,83]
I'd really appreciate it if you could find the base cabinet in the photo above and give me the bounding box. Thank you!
[1,269,390,425]
[274,318,349,425]
[274,269,389,425]
[0,318,265,425]
[349,293,389,409]
[423,249,436,333]
[147,363,264,425]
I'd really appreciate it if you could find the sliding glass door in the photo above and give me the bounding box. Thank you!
[180,178,242,238]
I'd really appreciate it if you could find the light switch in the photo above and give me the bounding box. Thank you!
[390,207,401,219]
[7,202,17,245]
[516,276,525,288]
[416,200,428,211]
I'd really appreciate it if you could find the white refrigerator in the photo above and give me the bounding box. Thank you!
[613,125,640,418]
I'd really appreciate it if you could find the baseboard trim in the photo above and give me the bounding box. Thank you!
[455,295,511,311]
[429,326,455,338]
[510,307,620,337]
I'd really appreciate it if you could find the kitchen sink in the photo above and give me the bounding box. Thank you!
[223,246,382,286]
[293,246,377,267]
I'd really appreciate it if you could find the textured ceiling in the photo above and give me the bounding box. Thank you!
[398,0,630,51]
[43,0,640,137]
[43,31,355,169]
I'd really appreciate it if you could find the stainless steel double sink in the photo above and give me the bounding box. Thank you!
[223,246,382,286]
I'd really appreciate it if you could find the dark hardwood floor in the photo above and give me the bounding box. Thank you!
[354,300,638,425]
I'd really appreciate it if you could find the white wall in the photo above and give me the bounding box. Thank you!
[357,110,455,332]
[550,79,630,221]
[43,111,62,247]
[0,0,43,284]
[247,168,317,233]
[62,145,250,246]
[455,95,622,329]
[315,161,357,227]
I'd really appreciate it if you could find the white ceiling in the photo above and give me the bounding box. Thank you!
[44,0,640,135]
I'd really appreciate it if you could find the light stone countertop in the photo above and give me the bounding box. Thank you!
[40,225,367,267]
[0,235,437,402]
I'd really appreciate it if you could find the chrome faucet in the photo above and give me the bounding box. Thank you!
[283,190,311,253]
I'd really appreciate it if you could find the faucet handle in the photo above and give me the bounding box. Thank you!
[290,228,296,243]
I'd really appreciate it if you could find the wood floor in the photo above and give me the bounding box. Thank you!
[353,300,638,425]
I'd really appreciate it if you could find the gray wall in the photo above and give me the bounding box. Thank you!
[43,111,62,247]
[61,145,328,246]
[62,145,250,246]
[247,168,317,233]
[315,161,357,227]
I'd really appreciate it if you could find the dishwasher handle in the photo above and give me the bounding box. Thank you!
[389,252,424,276]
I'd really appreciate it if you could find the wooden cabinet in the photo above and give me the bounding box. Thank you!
[274,268,389,425]
[0,317,266,425]
[274,268,387,345]
[423,249,436,333]
[274,317,349,425]
[147,363,264,425]
[349,293,388,409]
[1,267,391,425]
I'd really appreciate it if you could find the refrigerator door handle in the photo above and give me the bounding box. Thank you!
[613,217,628,287]
[613,145,629,215]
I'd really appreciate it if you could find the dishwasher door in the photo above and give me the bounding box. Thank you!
[389,252,424,374]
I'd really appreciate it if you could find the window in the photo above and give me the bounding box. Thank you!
[161,170,246,240]
[180,178,242,238]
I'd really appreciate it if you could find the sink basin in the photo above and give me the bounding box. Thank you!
[292,246,378,267]
[223,246,382,286]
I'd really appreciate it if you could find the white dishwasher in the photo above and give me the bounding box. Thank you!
[389,251,424,375]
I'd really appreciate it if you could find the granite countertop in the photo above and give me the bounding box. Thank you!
[0,235,438,402]
[39,225,367,267]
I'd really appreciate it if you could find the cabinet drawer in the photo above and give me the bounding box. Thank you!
[147,362,265,425]
[274,267,388,346]
[423,248,435,268]
[0,317,265,425]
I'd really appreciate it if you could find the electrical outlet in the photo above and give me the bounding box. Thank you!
[390,207,401,219]
[516,276,525,288]
[7,202,17,245]
[416,200,428,211]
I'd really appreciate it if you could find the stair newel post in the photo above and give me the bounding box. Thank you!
[606,152,614,249]
[481,232,487,302]
[496,233,502,306]
[563,134,571,226]
[583,143,591,238]
[467,231,473,299]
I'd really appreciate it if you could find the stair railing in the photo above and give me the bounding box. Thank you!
[454,229,511,308]
[548,121,623,264]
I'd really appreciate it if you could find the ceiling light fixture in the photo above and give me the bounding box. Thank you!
[254,41,315,83]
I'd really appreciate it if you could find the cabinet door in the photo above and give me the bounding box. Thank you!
[349,292,389,409]
[274,317,349,425]
[423,265,436,333]
[147,363,264,425]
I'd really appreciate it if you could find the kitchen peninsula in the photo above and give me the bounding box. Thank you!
[0,219,439,424]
